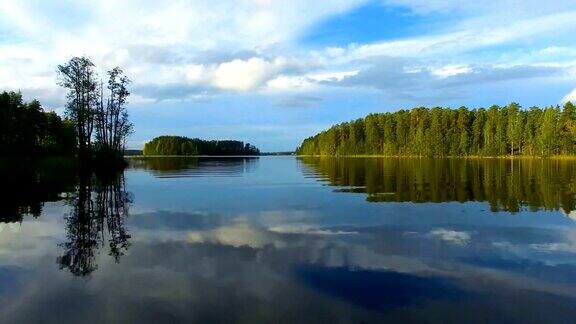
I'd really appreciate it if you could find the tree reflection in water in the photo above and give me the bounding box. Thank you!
[58,170,131,277]
[299,157,576,213]
[0,158,77,223]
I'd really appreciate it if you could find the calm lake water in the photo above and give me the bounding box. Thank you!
[2,156,576,323]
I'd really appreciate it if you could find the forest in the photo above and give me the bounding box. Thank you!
[0,91,76,157]
[0,57,133,165]
[297,102,576,157]
[143,136,260,156]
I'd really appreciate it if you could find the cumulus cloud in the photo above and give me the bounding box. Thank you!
[130,56,305,100]
[1,0,575,107]
[328,58,571,102]
[431,65,472,78]
[187,222,285,249]
[211,57,285,91]
[429,229,471,245]
[562,88,576,104]
[0,0,366,103]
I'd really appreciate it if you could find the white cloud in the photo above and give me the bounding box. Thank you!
[187,222,286,249]
[267,75,313,90]
[308,71,359,82]
[562,88,576,104]
[0,0,368,103]
[539,46,576,56]
[184,64,208,83]
[269,224,357,235]
[429,229,471,245]
[265,70,358,91]
[1,0,576,107]
[431,65,472,78]
[211,57,284,91]
[314,9,576,66]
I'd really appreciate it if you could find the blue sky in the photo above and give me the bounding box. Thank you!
[1,0,576,151]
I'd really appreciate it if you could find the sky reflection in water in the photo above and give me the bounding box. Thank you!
[1,157,576,323]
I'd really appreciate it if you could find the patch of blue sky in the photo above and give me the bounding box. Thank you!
[0,27,18,43]
[38,1,92,30]
[0,21,27,44]
[460,42,576,66]
[298,1,457,47]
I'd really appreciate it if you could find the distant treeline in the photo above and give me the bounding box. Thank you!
[0,91,76,156]
[260,151,295,156]
[124,149,143,156]
[297,102,576,157]
[143,136,260,156]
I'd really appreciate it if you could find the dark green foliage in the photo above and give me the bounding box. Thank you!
[0,155,131,276]
[0,91,76,157]
[300,157,576,213]
[143,136,260,156]
[0,157,78,222]
[560,102,576,155]
[297,103,576,157]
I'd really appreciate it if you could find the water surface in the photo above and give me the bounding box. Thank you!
[1,157,576,323]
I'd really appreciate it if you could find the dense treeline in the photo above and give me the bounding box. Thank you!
[300,157,576,213]
[0,91,76,156]
[297,102,576,157]
[143,136,260,156]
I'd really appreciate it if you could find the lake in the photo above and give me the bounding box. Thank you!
[1,156,576,323]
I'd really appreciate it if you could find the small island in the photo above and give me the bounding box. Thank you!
[142,136,260,156]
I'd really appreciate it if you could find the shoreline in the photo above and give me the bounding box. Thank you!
[294,155,576,159]
[126,155,263,158]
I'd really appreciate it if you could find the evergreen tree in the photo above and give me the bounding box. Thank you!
[539,106,560,156]
[506,103,523,156]
[559,102,576,155]
[0,91,76,157]
[296,103,576,157]
[364,114,382,154]
[456,107,471,156]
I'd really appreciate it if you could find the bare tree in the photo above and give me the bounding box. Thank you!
[95,67,133,152]
[58,58,132,160]
[57,57,99,157]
